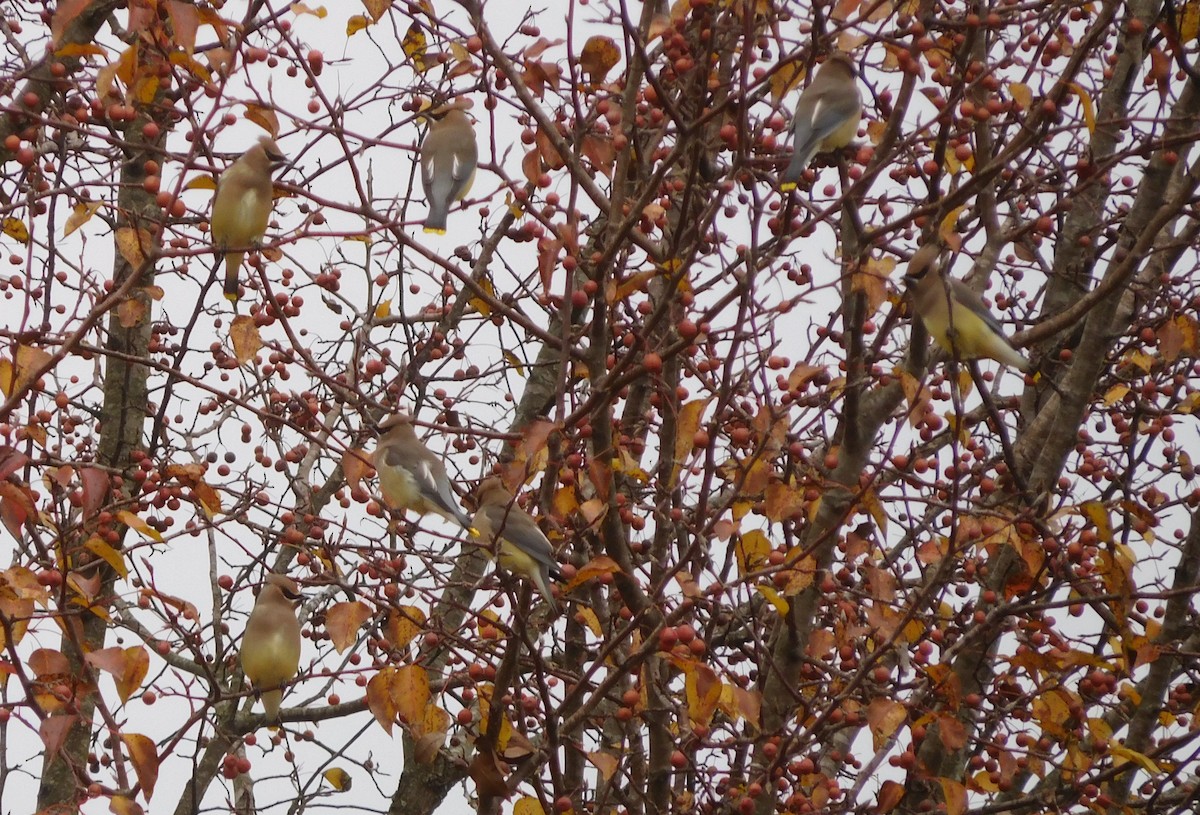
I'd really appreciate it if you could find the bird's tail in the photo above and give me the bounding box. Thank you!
[534,572,558,612]
[423,203,448,234]
[223,252,244,302]
[260,688,283,721]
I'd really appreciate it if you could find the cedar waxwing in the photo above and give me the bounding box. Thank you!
[419,108,478,234]
[210,136,286,301]
[779,52,862,191]
[374,413,474,530]
[904,244,1031,371]
[472,477,561,610]
[241,573,302,721]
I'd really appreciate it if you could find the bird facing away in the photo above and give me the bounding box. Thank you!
[472,477,561,611]
[241,573,302,721]
[904,243,1031,371]
[419,107,478,234]
[210,136,286,301]
[374,413,474,530]
[779,52,862,191]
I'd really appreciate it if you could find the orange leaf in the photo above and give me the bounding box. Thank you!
[367,667,399,734]
[122,733,159,800]
[362,0,392,22]
[40,713,77,755]
[866,697,906,749]
[326,601,372,654]
[566,555,622,590]
[392,664,431,727]
[244,104,279,138]
[940,778,966,815]
[384,605,425,650]
[230,315,262,364]
[342,448,372,492]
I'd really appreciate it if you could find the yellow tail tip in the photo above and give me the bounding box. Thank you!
[779,181,798,192]
[223,292,239,303]
[422,227,447,235]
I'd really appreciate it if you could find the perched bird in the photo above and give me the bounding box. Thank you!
[210,136,286,301]
[241,573,302,721]
[472,477,561,610]
[779,52,862,191]
[904,243,1030,371]
[419,107,478,234]
[374,413,474,530]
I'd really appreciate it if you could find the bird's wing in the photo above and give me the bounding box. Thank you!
[948,279,1009,339]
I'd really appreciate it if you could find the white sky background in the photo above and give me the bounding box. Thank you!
[0,0,1196,812]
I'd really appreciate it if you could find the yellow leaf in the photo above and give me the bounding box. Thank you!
[1067,82,1095,134]
[1109,742,1160,773]
[1079,500,1113,544]
[580,35,620,83]
[403,22,427,71]
[64,202,103,238]
[0,344,52,398]
[735,530,771,577]
[586,751,618,781]
[853,256,894,317]
[167,50,211,82]
[866,697,906,749]
[384,605,426,650]
[1103,383,1129,406]
[1183,0,1200,42]
[671,399,709,486]
[291,3,327,17]
[346,14,370,35]
[770,59,806,105]
[184,175,217,191]
[937,206,966,246]
[502,350,525,376]
[575,605,603,637]
[55,42,107,58]
[469,274,495,317]
[684,662,721,727]
[3,218,29,243]
[115,226,152,268]
[859,488,888,534]
[1008,81,1033,110]
[323,767,353,791]
[84,536,129,579]
[117,510,163,542]
[375,299,391,319]
[756,585,789,615]
[514,796,546,815]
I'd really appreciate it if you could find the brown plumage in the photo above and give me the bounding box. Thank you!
[241,573,302,721]
[472,477,560,610]
[374,413,473,529]
[210,136,286,301]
